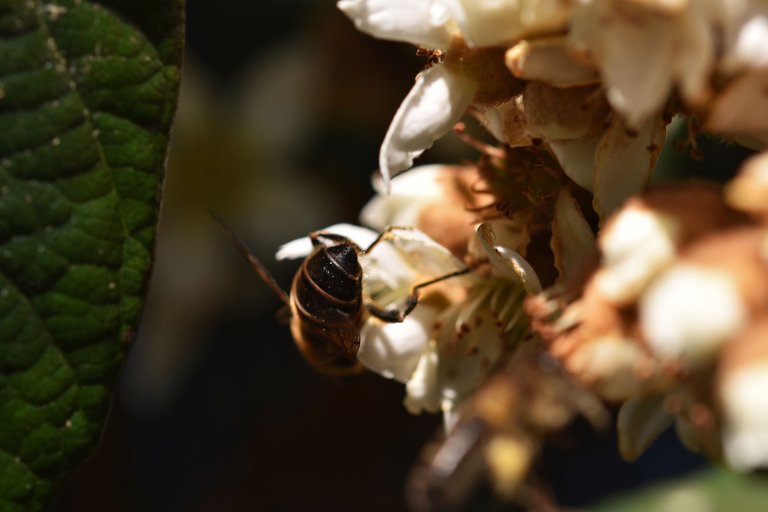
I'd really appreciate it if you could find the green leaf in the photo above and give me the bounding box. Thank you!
[592,468,768,512]
[0,0,182,509]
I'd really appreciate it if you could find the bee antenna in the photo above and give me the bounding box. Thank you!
[210,211,290,306]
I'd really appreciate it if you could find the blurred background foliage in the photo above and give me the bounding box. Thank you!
[49,1,759,511]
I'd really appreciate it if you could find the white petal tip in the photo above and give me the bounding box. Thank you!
[476,223,542,294]
[275,223,379,260]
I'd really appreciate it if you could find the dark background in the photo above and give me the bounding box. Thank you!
[50,1,749,510]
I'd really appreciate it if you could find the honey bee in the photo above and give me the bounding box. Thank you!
[217,220,468,375]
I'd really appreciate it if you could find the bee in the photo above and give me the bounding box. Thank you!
[216,220,468,375]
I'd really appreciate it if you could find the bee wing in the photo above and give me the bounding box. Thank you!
[335,321,362,359]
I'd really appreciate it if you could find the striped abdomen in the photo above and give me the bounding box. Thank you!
[289,239,365,375]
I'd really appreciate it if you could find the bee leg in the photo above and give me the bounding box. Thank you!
[366,295,419,323]
[363,225,417,253]
[367,269,470,323]
[367,305,408,323]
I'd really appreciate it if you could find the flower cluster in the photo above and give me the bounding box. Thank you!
[530,155,768,472]
[339,0,768,217]
[271,0,768,507]
[277,166,545,430]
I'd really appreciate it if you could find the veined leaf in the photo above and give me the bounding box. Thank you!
[0,0,183,509]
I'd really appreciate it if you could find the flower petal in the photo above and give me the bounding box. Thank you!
[379,227,467,277]
[566,335,661,402]
[549,135,600,191]
[725,151,768,215]
[476,223,542,293]
[593,113,666,218]
[506,37,599,88]
[722,7,768,73]
[379,65,478,185]
[362,227,466,308]
[722,363,768,470]
[435,304,508,413]
[360,165,447,230]
[673,4,716,107]
[405,341,442,414]
[550,186,595,282]
[474,97,533,147]
[358,305,439,382]
[337,0,458,49]
[720,320,768,470]
[598,7,674,126]
[595,204,677,304]
[706,69,768,149]
[275,223,378,260]
[456,0,569,47]
[640,264,748,365]
[475,217,532,257]
[523,83,610,141]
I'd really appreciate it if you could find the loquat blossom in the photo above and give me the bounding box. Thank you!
[277,221,539,429]
[269,0,768,504]
[337,0,768,223]
[527,168,768,468]
[337,0,569,184]
[569,0,718,128]
[719,317,768,470]
[360,164,484,259]
[338,0,669,218]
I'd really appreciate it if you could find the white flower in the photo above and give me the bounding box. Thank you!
[396,223,539,426]
[361,164,487,259]
[337,0,570,185]
[720,0,768,74]
[725,151,768,215]
[705,1,768,147]
[361,164,462,230]
[721,362,768,470]
[278,222,538,427]
[640,265,748,365]
[594,205,678,304]
[719,318,768,470]
[570,0,717,127]
[568,0,768,152]
[487,81,667,219]
[338,0,569,50]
